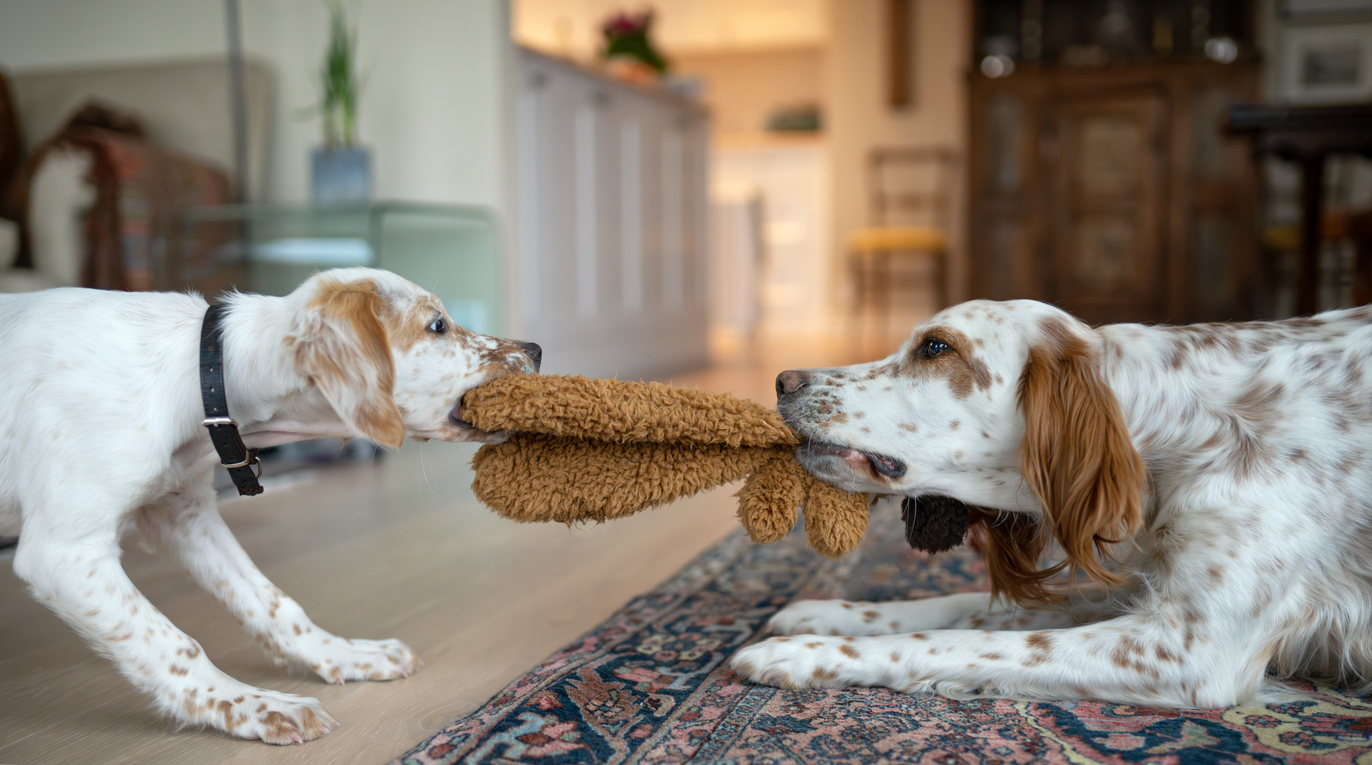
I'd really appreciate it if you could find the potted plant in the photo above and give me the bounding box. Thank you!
[310,0,369,206]
[600,10,669,85]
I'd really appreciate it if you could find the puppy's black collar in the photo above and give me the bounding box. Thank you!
[200,305,264,496]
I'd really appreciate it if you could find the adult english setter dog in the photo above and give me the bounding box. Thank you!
[731,298,1372,707]
[0,268,538,743]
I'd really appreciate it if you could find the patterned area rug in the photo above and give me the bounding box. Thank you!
[393,504,1372,764]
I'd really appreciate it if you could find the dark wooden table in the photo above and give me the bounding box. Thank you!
[1225,104,1372,315]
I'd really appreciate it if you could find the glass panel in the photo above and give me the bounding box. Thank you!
[986,92,1023,193]
[1192,88,1234,183]
[172,204,505,334]
[374,207,504,335]
[1074,216,1136,289]
[1190,217,1231,317]
[983,218,1024,299]
[1078,117,1143,195]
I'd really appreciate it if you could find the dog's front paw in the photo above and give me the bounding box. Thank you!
[183,686,336,744]
[730,636,866,690]
[305,637,421,684]
[768,599,899,637]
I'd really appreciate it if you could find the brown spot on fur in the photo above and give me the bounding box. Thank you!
[1021,631,1054,667]
[260,710,292,738]
[979,653,1003,661]
[890,652,900,662]
[1232,382,1285,423]
[839,645,860,659]
[378,297,440,354]
[899,327,993,399]
[911,633,928,640]
[812,667,839,681]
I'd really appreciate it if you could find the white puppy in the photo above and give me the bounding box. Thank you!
[0,268,539,743]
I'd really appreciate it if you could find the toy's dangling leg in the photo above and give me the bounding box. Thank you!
[799,476,872,559]
[736,455,803,545]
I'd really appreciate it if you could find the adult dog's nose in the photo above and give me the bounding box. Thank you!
[521,342,543,372]
[776,369,811,398]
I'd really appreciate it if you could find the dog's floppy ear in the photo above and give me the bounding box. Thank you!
[1016,318,1145,592]
[292,278,406,449]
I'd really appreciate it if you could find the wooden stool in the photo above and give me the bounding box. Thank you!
[849,226,948,338]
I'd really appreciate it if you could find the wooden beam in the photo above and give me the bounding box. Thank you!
[888,0,913,108]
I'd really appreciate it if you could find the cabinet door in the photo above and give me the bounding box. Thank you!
[1049,91,1167,324]
[969,88,1041,302]
[516,51,710,377]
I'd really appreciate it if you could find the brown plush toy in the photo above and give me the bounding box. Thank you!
[460,375,874,558]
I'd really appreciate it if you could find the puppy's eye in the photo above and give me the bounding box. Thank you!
[428,318,446,334]
[917,338,951,359]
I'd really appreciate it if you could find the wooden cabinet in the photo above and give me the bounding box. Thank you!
[967,62,1260,324]
[516,49,711,377]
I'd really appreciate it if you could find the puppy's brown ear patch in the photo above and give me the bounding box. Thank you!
[292,279,405,449]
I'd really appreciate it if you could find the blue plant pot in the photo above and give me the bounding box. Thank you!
[311,146,371,206]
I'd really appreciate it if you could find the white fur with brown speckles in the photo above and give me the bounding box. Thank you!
[733,299,1372,707]
[0,267,537,743]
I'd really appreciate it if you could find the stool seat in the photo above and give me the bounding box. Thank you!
[847,225,947,253]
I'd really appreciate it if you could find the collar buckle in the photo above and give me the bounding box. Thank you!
[200,306,266,496]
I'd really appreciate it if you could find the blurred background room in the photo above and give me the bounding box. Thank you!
[2,1,1370,383]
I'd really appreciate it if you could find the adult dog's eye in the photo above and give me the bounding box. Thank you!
[918,338,951,359]
[428,318,446,334]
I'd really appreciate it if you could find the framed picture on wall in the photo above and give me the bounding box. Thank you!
[1282,24,1372,103]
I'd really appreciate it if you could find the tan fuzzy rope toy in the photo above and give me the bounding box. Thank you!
[463,375,873,558]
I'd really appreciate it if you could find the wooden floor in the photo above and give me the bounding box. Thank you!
[0,333,898,765]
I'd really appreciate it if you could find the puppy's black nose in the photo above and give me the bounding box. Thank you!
[776,370,811,398]
[521,341,542,371]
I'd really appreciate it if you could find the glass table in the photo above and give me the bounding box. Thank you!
[171,202,506,335]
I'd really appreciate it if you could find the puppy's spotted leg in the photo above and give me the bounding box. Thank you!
[137,480,420,685]
[15,511,334,744]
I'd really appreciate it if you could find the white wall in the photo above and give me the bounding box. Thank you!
[0,0,513,213]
